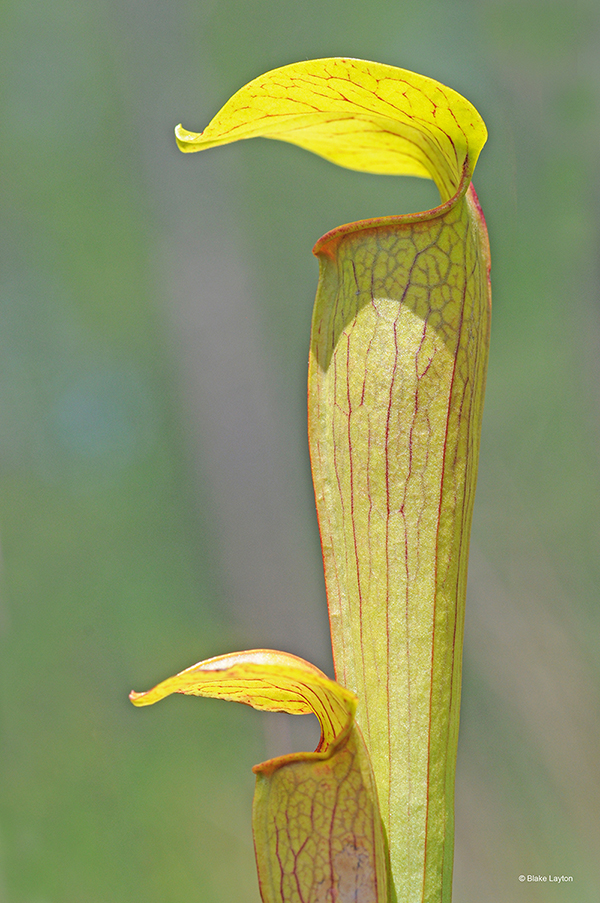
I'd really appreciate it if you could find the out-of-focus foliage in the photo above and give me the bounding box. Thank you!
[0,1,598,902]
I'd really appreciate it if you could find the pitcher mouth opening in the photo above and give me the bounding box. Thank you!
[313,159,472,259]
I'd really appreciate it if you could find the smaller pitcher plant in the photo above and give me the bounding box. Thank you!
[131,58,491,903]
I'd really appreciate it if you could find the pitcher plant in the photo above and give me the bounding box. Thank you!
[130,57,491,903]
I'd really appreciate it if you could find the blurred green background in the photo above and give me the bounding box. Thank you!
[1,0,599,900]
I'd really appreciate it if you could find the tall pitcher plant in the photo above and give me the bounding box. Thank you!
[131,58,491,903]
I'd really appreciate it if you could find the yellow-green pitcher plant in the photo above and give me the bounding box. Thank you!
[130,58,491,903]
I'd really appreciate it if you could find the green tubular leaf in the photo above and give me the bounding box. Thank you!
[174,57,487,202]
[253,722,388,903]
[130,649,388,902]
[308,185,490,902]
